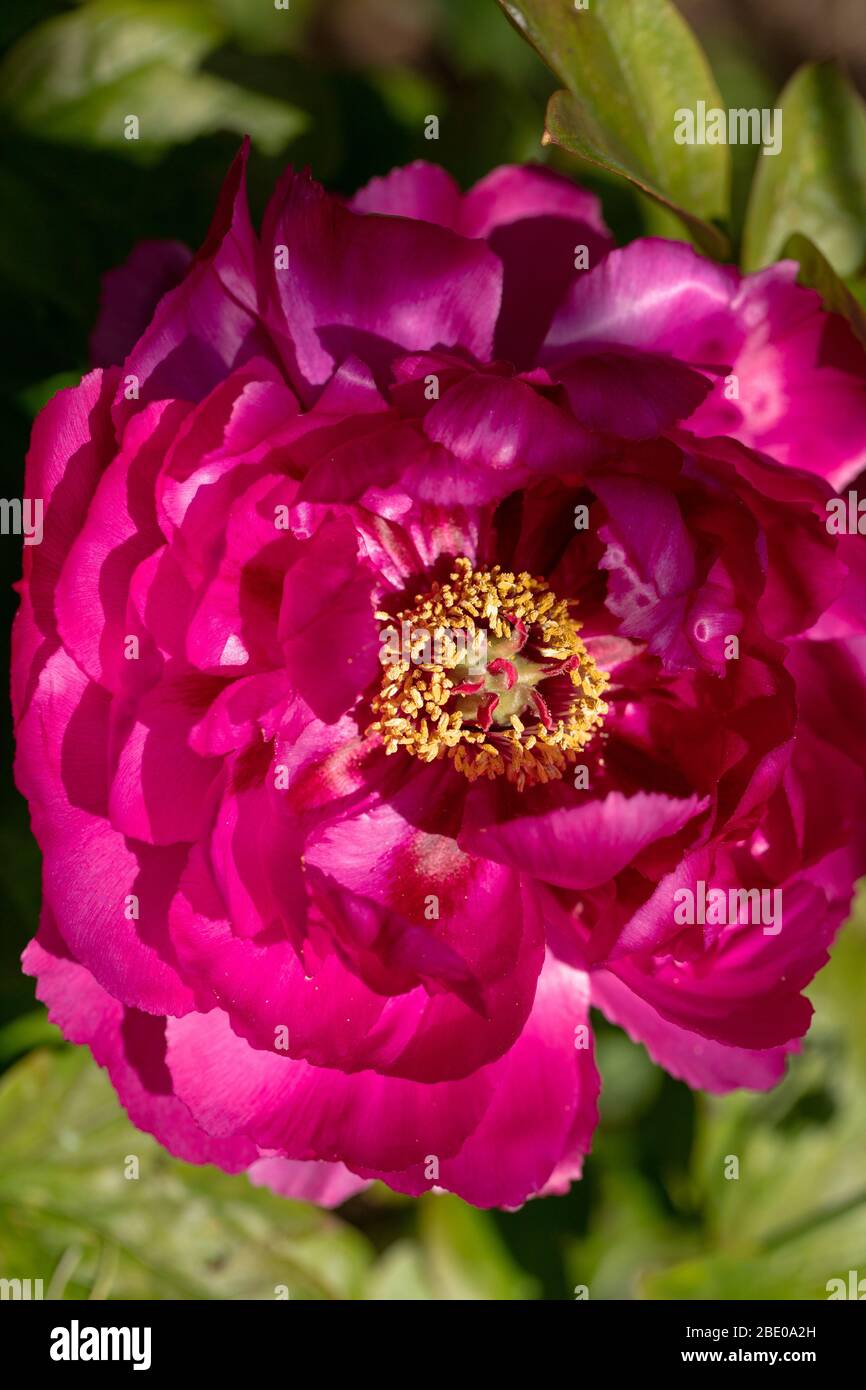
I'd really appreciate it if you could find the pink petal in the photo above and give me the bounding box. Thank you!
[91,239,192,368]
[591,967,792,1093]
[247,1157,370,1208]
[24,921,255,1168]
[462,789,707,891]
[351,955,600,1208]
[259,168,503,399]
[116,141,276,424]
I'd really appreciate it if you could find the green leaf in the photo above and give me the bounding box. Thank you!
[365,1241,437,1301]
[16,371,86,420]
[742,63,866,275]
[564,1159,694,1300]
[417,1194,538,1300]
[0,0,307,159]
[497,0,730,257]
[0,1012,64,1066]
[594,1024,661,1127]
[364,1196,537,1300]
[782,232,866,353]
[204,0,316,55]
[0,1047,372,1299]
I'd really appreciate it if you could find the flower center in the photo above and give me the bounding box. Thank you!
[370,558,609,788]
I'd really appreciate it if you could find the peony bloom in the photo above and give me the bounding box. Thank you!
[13,146,866,1209]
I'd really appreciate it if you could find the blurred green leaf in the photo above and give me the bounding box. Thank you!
[370,68,442,131]
[417,1194,538,1300]
[365,1241,437,1300]
[594,1025,661,1127]
[849,279,866,314]
[0,1047,372,1299]
[17,370,86,419]
[0,1012,63,1066]
[205,0,315,54]
[497,0,730,257]
[702,45,776,251]
[0,0,307,159]
[782,232,866,352]
[440,0,546,85]
[742,62,866,275]
[564,1155,693,1299]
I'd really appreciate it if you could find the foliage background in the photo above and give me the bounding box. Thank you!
[1,0,864,1300]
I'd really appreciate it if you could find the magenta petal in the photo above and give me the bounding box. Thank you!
[107,670,223,846]
[24,923,255,1168]
[433,957,599,1207]
[190,671,290,756]
[55,399,191,693]
[460,164,613,368]
[546,238,866,487]
[350,161,463,226]
[462,789,707,890]
[674,431,845,640]
[689,263,866,488]
[165,1005,493,1170]
[116,141,276,423]
[461,163,609,241]
[808,534,866,640]
[594,473,709,670]
[259,168,503,398]
[304,778,546,1069]
[609,873,845,1051]
[91,239,192,369]
[247,1156,370,1208]
[15,648,197,1015]
[352,955,600,1208]
[279,514,381,722]
[154,359,299,544]
[552,347,712,438]
[204,774,306,945]
[173,842,544,1083]
[422,370,599,480]
[591,968,792,1093]
[164,953,598,1208]
[545,238,737,360]
[352,162,613,371]
[16,370,118,685]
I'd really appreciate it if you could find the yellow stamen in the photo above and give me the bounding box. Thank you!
[368,558,609,787]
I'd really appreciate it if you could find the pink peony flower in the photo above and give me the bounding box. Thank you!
[13,147,866,1209]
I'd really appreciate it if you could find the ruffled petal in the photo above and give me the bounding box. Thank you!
[15,648,197,1015]
[247,1156,370,1208]
[116,141,277,424]
[23,921,252,1168]
[351,956,600,1208]
[591,967,792,1093]
[259,168,503,399]
[91,239,192,369]
[462,788,707,891]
